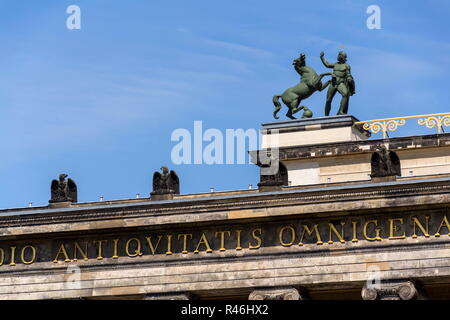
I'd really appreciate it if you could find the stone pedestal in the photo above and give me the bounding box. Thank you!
[258,186,283,193]
[48,201,72,209]
[150,193,174,201]
[261,115,369,149]
[371,176,397,183]
[256,115,370,187]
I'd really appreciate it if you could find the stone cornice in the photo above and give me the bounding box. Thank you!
[250,133,450,161]
[0,177,449,238]
[260,115,367,135]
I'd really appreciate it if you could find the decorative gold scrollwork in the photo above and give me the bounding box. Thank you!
[362,119,406,138]
[356,113,450,138]
[418,115,450,134]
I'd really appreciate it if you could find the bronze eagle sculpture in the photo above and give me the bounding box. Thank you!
[50,173,77,203]
[370,146,401,178]
[151,166,180,195]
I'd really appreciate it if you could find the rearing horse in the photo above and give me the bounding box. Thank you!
[273,53,331,119]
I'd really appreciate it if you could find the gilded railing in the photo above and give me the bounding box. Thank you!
[355,112,450,138]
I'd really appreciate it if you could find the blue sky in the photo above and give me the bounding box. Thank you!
[0,0,449,208]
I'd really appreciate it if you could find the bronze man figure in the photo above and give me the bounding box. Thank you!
[320,51,355,116]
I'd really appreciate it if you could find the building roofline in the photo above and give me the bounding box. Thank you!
[1,175,449,218]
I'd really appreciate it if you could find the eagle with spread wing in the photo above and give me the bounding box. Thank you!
[152,166,180,195]
[50,173,77,203]
[370,146,401,178]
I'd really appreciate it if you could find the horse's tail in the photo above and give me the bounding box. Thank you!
[272,94,282,119]
[273,94,282,108]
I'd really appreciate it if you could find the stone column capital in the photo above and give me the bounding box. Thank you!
[144,292,193,300]
[362,280,420,300]
[249,286,302,300]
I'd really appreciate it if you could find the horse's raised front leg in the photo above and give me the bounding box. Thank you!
[317,73,332,92]
[318,80,331,92]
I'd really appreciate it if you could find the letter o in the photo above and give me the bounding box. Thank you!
[279,226,296,247]
[21,246,36,265]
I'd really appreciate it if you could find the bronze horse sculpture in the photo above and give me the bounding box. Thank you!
[273,53,331,120]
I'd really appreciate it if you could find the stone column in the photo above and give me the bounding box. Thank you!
[249,286,302,300]
[144,292,193,300]
[362,280,421,300]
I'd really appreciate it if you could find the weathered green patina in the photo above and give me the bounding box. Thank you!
[320,51,355,116]
[273,53,331,120]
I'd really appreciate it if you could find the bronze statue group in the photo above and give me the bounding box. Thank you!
[273,51,356,120]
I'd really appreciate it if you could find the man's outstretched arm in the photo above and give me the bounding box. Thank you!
[320,51,334,68]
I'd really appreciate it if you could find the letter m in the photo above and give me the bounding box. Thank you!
[225,129,257,164]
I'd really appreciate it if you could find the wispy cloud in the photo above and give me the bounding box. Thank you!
[201,38,273,58]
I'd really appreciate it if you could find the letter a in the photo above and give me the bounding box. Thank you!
[171,128,192,164]
[66,5,81,30]
[366,5,381,30]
